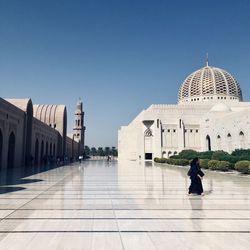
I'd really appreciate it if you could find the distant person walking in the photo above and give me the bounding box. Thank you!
[79,155,83,163]
[188,157,204,196]
[107,155,111,162]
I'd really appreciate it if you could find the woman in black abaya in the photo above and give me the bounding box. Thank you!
[188,157,204,195]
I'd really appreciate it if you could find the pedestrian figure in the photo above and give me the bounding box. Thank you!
[79,155,83,163]
[188,157,204,195]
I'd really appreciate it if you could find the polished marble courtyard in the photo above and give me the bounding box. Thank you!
[0,160,250,249]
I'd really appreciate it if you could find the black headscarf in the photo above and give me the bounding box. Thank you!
[188,157,199,177]
[190,157,199,167]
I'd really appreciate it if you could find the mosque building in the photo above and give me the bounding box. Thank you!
[118,59,250,161]
[0,98,85,169]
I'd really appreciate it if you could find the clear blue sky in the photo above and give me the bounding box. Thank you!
[1,0,250,147]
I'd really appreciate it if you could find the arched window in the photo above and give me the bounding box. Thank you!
[168,151,172,156]
[217,135,221,150]
[0,129,3,169]
[7,132,15,168]
[206,135,211,151]
[162,151,166,157]
[174,151,177,155]
[144,128,153,137]
[239,131,245,149]
[34,139,39,166]
[227,133,232,152]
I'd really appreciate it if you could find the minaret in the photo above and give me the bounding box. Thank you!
[73,98,85,154]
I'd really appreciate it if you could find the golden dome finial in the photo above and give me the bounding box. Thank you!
[206,53,209,67]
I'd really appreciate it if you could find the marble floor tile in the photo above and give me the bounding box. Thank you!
[0,160,250,249]
[91,233,123,250]
[0,232,35,250]
[121,233,157,250]
[0,210,14,219]
[92,219,117,231]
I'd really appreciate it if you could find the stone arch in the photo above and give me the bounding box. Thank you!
[0,129,2,169]
[168,151,172,157]
[25,99,33,166]
[5,99,33,166]
[40,140,44,164]
[162,151,166,157]
[206,135,211,151]
[62,107,67,157]
[45,141,48,165]
[53,143,56,157]
[34,139,39,166]
[50,142,52,156]
[33,105,67,158]
[7,132,15,168]
[45,141,48,157]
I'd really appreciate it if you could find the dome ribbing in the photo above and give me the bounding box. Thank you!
[178,65,242,103]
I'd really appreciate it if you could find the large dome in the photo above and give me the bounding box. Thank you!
[178,64,243,104]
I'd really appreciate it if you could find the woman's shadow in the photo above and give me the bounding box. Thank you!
[188,179,213,231]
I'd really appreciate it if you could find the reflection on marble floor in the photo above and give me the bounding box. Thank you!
[0,160,250,249]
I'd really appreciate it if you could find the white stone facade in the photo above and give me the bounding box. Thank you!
[118,64,250,160]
